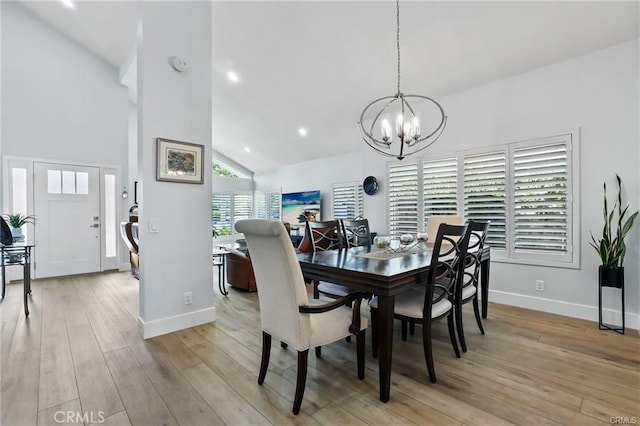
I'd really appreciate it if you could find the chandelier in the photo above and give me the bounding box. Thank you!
[358,0,447,160]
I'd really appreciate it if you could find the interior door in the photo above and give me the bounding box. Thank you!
[34,162,101,278]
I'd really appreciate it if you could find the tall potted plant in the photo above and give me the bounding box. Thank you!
[590,175,638,288]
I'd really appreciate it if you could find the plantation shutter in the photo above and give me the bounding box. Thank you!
[212,194,232,236]
[254,193,267,219]
[423,158,459,222]
[512,141,568,254]
[388,162,419,238]
[463,151,507,250]
[333,183,364,220]
[266,191,281,220]
[233,194,253,231]
[254,190,281,220]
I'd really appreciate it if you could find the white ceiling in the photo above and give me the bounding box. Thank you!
[18,1,640,174]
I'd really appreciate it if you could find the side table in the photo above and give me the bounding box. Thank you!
[1,242,35,316]
[212,248,229,296]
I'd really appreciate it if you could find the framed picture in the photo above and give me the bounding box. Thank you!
[156,138,204,184]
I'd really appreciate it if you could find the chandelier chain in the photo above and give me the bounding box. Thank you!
[396,0,401,95]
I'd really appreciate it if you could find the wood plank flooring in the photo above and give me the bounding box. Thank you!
[1,271,638,425]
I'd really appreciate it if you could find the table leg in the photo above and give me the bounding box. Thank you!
[1,254,5,299]
[376,294,395,402]
[480,257,490,319]
[26,249,32,295]
[23,252,29,316]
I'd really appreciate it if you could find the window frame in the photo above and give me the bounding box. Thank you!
[387,131,580,269]
[332,181,364,220]
[254,188,282,220]
[212,191,254,239]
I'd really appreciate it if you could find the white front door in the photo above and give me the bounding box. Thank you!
[34,162,101,277]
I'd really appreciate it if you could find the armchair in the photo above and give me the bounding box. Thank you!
[119,221,139,279]
[225,247,256,292]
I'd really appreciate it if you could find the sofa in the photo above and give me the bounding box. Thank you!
[225,222,292,292]
[225,247,256,292]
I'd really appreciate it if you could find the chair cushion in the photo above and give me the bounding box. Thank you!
[370,289,452,319]
[307,300,368,348]
[317,282,351,297]
[462,284,477,301]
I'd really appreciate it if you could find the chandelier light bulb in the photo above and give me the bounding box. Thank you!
[396,115,404,138]
[381,119,392,142]
[411,116,421,140]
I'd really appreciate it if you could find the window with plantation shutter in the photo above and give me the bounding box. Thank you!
[212,192,253,237]
[512,139,569,257]
[388,162,419,238]
[423,157,458,220]
[266,191,281,220]
[406,132,577,267]
[464,151,507,250]
[333,182,364,220]
[233,194,253,226]
[254,190,281,220]
[212,194,232,236]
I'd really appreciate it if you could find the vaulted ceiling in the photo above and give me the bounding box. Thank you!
[18,1,640,173]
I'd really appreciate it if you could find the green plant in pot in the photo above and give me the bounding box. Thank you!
[2,213,36,241]
[589,175,638,288]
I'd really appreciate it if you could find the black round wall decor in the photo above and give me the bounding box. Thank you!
[363,176,379,195]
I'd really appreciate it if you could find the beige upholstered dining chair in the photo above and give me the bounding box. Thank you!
[370,223,470,383]
[425,215,463,243]
[235,219,368,415]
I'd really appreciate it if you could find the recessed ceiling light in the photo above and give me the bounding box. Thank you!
[227,71,239,83]
[243,147,251,153]
[298,127,308,136]
[59,0,76,9]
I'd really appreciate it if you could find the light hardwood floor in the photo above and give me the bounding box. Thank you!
[1,271,638,425]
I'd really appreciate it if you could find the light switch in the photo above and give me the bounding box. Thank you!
[149,218,159,233]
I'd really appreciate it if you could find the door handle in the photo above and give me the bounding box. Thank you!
[89,224,99,228]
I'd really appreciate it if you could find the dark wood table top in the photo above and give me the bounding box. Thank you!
[297,245,490,297]
[298,246,434,296]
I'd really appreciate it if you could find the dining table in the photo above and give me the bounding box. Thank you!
[297,244,490,402]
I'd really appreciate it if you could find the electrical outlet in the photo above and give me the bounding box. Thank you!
[184,292,192,305]
[535,280,544,292]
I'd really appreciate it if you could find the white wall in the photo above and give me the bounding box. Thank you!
[1,2,131,268]
[137,1,214,338]
[255,150,365,221]
[256,39,640,328]
[1,3,128,169]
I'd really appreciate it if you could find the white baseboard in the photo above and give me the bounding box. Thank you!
[138,307,216,339]
[487,290,639,332]
[118,263,131,272]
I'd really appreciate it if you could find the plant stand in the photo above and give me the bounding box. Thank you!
[598,266,624,334]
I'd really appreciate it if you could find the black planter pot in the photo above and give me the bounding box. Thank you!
[599,265,624,288]
[598,265,625,334]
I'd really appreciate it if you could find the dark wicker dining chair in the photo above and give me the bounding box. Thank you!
[369,223,470,383]
[340,218,372,248]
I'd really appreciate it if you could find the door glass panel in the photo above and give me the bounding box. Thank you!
[11,168,27,213]
[47,170,62,194]
[104,174,116,257]
[62,171,76,194]
[76,172,89,195]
